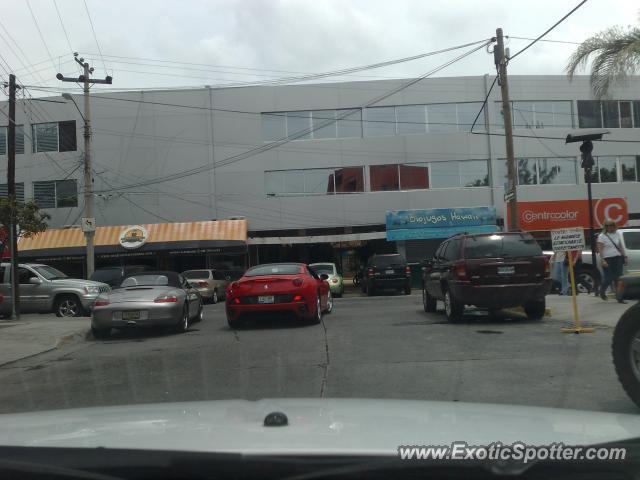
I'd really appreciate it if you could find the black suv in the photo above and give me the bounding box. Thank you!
[362,254,411,296]
[421,232,551,322]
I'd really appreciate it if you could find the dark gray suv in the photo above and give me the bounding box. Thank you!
[362,254,411,296]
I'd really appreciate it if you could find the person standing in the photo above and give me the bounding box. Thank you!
[597,219,627,303]
[552,250,569,296]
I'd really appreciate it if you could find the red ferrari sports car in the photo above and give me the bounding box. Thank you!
[225,263,333,328]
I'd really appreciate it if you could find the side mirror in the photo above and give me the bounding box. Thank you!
[320,274,329,280]
[29,277,43,285]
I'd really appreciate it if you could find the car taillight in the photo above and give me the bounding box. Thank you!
[154,295,178,303]
[293,278,304,287]
[233,297,241,304]
[293,295,303,301]
[197,281,209,287]
[367,268,374,276]
[405,266,411,275]
[454,263,467,280]
[331,278,338,283]
[544,257,551,278]
[94,299,110,307]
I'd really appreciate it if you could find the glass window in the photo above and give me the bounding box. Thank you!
[183,270,209,279]
[597,156,617,183]
[336,109,362,138]
[17,267,37,284]
[286,111,311,140]
[552,101,574,128]
[0,127,5,155]
[33,181,56,208]
[364,106,396,137]
[464,234,542,259]
[430,161,460,188]
[602,101,620,128]
[513,101,535,128]
[334,166,364,193]
[265,171,284,194]
[457,103,482,132]
[370,164,399,191]
[444,238,461,261]
[0,125,25,155]
[621,156,638,182]
[517,158,537,185]
[58,120,77,152]
[399,163,429,190]
[396,105,425,134]
[262,112,286,142]
[622,231,640,250]
[55,179,77,207]
[537,158,576,185]
[577,101,602,128]
[634,101,640,128]
[16,125,24,154]
[283,170,305,193]
[246,264,302,276]
[304,169,335,194]
[427,104,457,132]
[620,101,633,128]
[32,122,58,152]
[460,160,489,187]
[311,110,336,139]
[0,183,25,203]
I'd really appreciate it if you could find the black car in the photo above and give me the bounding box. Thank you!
[89,265,153,288]
[421,232,551,322]
[362,254,411,296]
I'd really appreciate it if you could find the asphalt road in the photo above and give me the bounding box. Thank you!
[0,293,637,414]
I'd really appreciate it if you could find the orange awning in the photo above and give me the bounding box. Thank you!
[18,219,247,256]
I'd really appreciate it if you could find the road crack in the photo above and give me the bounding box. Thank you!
[320,316,330,397]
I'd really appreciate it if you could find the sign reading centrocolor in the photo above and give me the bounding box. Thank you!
[510,198,628,231]
[551,228,586,252]
[119,225,148,249]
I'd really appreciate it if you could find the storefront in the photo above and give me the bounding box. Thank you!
[17,220,248,278]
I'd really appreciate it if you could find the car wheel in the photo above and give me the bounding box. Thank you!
[55,295,82,317]
[422,286,437,313]
[404,285,412,295]
[612,303,640,408]
[324,291,333,314]
[577,269,597,294]
[195,299,204,323]
[227,317,242,329]
[211,289,219,304]
[524,299,545,320]
[310,294,322,324]
[176,304,189,333]
[444,288,463,322]
[91,327,111,339]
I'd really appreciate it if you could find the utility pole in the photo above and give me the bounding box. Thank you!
[57,54,112,278]
[7,74,20,319]
[495,28,518,231]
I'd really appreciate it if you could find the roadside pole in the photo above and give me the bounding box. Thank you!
[7,74,20,320]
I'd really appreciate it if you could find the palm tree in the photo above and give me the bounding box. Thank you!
[566,24,640,98]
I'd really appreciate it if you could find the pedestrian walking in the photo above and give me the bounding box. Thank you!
[597,219,627,303]
[552,250,569,296]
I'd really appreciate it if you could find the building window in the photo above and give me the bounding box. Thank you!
[370,164,400,191]
[460,159,490,187]
[399,163,429,189]
[621,156,640,182]
[336,109,362,138]
[262,112,286,142]
[499,157,577,186]
[426,104,457,133]
[31,121,77,153]
[0,183,25,203]
[430,161,460,187]
[511,101,573,129]
[312,110,336,139]
[364,106,396,137]
[603,101,620,128]
[396,105,426,134]
[456,103,483,132]
[578,100,640,128]
[517,158,538,185]
[265,167,365,195]
[0,125,25,155]
[286,111,311,140]
[33,179,78,208]
[333,166,364,192]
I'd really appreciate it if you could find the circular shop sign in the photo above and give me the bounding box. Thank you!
[119,225,149,250]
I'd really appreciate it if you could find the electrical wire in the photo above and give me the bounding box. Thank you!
[509,0,589,61]
[506,36,581,46]
[82,0,107,73]
[25,0,58,73]
[53,0,75,56]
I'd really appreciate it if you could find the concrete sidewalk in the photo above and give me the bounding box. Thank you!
[0,315,89,367]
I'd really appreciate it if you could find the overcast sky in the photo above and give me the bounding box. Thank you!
[0,0,638,96]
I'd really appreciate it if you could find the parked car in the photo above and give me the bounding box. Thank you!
[182,269,231,304]
[225,263,332,328]
[309,262,344,297]
[0,263,110,317]
[612,275,640,407]
[542,250,597,294]
[90,265,153,288]
[421,232,551,322]
[362,254,411,296]
[91,271,203,338]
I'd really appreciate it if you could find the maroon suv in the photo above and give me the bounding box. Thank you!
[421,232,551,321]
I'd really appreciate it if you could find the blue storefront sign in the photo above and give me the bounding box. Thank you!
[386,207,497,241]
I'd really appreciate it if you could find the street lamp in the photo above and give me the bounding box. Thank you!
[61,93,86,122]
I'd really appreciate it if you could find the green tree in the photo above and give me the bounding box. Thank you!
[0,196,50,255]
[566,23,640,98]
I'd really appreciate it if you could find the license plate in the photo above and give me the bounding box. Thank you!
[122,311,141,320]
[385,269,395,274]
[497,266,515,275]
[258,296,274,304]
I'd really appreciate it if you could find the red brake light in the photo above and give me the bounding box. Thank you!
[154,295,178,303]
[94,299,110,307]
[293,294,303,301]
[454,263,467,280]
[367,268,374,276]
[233,297,241,304]
[197,281,209,287]
[405,266,411,274]
[293,278,304,287]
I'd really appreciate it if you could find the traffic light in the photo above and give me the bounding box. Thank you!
[580,140,594,169]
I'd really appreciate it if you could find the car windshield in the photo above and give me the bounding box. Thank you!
[32,265,68,280]
[622,231,640,250]
[245,264,301,276]
[464,234,542,258]
[371,255,406,266]
[310,264,334,274]
[121,275,169,287]
[183,270,209,279]
[90,269,122,283]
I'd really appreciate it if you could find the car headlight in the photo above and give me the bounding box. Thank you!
[84,285,101,294]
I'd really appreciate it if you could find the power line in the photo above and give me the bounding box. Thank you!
[53,0,75,56]
[25,0,58,73]
[509,0,589,61]
[506,35,581,46]
[82,0,107,73]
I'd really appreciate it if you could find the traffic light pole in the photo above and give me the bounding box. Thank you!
[585,163,597,273]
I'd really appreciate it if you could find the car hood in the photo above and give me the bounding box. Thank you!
[51,278,109,289]
[1,399,639,455]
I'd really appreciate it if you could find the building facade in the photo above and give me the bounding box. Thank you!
[1,75,639,276]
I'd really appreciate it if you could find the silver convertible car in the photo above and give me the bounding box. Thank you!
[91,271,203,338]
